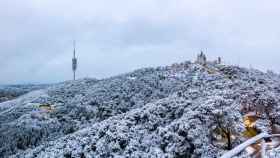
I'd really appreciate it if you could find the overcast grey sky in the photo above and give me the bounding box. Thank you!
[1,0,280,84]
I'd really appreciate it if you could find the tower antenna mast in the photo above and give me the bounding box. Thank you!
[72,40,77,80]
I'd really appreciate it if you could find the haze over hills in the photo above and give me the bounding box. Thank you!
[1,60,280,158]
[0,84,49,103]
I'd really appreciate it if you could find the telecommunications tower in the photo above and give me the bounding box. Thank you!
[72,40,77,80]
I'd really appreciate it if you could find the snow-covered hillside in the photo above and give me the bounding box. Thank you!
[1,61,280,158]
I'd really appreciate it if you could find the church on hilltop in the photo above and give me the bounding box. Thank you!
[196,51,207,65]
[195,51,222,65]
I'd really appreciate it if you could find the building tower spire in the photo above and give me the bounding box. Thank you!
[72,40,77,80]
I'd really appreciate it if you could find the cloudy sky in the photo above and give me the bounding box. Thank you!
[1,0,280,84]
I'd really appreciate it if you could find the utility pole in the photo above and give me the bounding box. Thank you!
[72,40,77,80]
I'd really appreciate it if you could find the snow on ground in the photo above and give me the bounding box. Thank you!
[1,61,280,157]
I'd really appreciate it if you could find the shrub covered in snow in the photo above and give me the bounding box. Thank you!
[1,61,280,157]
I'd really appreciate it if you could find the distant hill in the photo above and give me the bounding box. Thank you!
[0,84,49,103]
[1,61,280,158]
